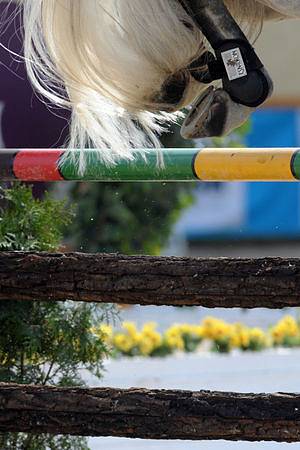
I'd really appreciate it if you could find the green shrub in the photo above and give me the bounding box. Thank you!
[0,184,115,450]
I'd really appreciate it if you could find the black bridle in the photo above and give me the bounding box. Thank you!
[166,0,273,108]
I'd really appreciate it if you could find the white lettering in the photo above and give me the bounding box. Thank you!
[221,48,248,81]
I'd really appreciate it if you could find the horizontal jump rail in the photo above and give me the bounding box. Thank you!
[1,383,300,441]
[1,252,300,308]
[1,148,300,182]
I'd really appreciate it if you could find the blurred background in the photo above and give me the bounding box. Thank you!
[169,18,300,258]
[1,4,300,450]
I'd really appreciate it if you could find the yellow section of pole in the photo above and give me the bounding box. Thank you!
[194,148,296,181]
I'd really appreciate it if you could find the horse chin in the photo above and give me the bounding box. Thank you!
[177,77,206,109]
[180,86,254,139]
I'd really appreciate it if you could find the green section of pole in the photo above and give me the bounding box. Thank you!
[60,149,199,181]
[291,150,300,181]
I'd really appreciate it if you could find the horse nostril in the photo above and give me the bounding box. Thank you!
[154,52,214,109]
[156,72,189,107]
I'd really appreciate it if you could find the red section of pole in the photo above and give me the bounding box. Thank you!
[13,149,64,181]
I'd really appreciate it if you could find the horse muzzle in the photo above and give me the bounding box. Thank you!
[181,86,253,139]
[177,0,274,139]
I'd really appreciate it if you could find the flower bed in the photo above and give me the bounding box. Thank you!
[92,315,300,358]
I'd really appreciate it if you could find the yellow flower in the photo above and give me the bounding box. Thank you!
[105,317,293,356]
[282,316,299,336]
[122,322,141,345]
[190,325,204,339]
[229,324,250,349]
[165,335,185,351]
[179,323,193,334]
[91,324,113,344]
[164,325,184,350]
[240,329,250,348]
[250,327,265,341]
[201,316,232,341]
[271,315,299,344]
[230,332,241,348]
[138,323,162,355]
[113,333,135,353]
[139,339,155,356]
[166,324,181,335]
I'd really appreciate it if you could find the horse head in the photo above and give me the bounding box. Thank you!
[18,0,279,169]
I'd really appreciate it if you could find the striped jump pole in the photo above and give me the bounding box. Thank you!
[1,148,300,182]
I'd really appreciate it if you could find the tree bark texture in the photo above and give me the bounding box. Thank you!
[1,384,300,441]
[0,251,300,308]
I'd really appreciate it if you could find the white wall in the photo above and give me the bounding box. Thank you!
[257,19,300,103]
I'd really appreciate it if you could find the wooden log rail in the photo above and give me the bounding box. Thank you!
[0,252,300,308]
[1,384,300,441]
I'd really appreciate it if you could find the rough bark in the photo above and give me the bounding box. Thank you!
[1,384,300,441]
[0,251,300,308]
